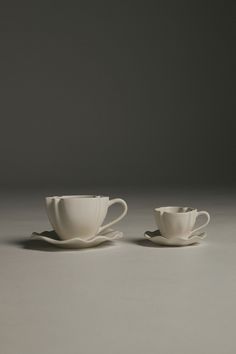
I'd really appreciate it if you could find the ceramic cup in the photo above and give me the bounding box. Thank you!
[154,206,210,239]
[46,195,128,240]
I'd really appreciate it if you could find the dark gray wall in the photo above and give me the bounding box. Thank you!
[0,1,235,189]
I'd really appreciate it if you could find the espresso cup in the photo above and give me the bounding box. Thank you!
[46,195,128,240]
[154,206,210,239]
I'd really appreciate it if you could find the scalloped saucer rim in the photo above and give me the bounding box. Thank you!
[144,229,206,246]
[30,228,123,249]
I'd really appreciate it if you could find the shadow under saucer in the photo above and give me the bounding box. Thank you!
[12,237,66,252]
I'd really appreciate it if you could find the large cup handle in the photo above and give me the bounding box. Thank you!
[191,211,210,235]
[98,198,128,233]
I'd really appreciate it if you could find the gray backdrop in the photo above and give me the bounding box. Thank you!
[1,4,236,354]
[0,1,235,190]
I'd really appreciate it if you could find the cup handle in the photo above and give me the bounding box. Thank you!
[98,198,128,233]
[191,211,210,235]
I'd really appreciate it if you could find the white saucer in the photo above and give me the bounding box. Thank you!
[31,228,123,249]
[144,230,206,246]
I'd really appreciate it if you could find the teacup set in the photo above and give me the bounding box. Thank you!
[145,206,210,246]
[31,195,210,248]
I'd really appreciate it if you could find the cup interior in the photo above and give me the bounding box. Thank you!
[154,206,195,214]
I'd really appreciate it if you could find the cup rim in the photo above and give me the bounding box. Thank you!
[154,206,196,214]
[46,195,108,199]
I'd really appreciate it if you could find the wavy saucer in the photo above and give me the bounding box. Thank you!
[144,229,206,246]
[31,228,123,249]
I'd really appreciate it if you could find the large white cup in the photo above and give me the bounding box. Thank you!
[46,195,128,240]
[154,206,210,239]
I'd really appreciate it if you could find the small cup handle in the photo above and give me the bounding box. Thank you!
[191,211,210,235]
[98,198,128,233]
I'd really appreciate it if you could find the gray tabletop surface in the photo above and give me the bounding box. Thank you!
[1,189,236,354]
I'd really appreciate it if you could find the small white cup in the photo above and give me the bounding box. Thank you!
[46,195,128,240]
[154,206,210,239]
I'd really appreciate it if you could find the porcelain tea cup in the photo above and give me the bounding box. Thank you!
[154,206,210,239]
[46,195,128,240]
